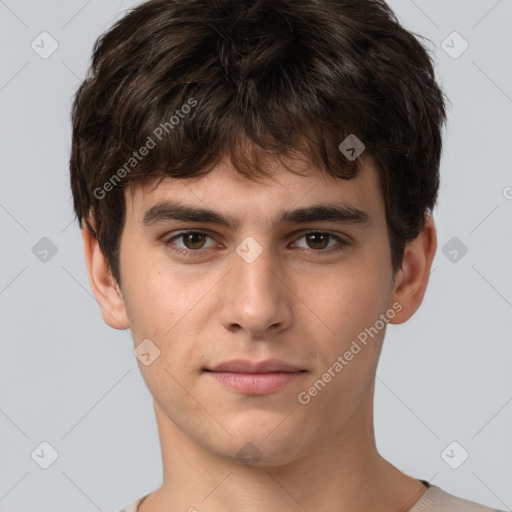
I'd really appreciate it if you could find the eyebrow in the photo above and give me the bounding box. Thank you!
[141,200,371,230]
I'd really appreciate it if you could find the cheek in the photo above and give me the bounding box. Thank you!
[303,263,388,342]
[121,246,202,335]
[121,256,222,384]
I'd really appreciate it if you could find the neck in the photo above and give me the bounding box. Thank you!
[139,394,427,512]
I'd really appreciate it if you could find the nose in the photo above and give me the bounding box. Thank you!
[218,239,293,337]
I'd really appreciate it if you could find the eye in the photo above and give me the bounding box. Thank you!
[164,230,216,254]
[163,229,348,259]
[293,232,347,251]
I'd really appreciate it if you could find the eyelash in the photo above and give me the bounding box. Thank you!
[163,230,349,258]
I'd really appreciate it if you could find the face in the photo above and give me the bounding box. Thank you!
[116,155,400,466]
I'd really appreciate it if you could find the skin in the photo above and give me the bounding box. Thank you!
[83,152,436,512]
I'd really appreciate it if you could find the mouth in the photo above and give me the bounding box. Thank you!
[204,359,307,394]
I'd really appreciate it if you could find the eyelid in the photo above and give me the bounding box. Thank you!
[164,229,216,247]
[291,231,347,250]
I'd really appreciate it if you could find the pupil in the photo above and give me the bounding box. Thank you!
[186,233,204,249]
[308,233,328,249]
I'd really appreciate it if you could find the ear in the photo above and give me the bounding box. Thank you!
[388,214,437,324]
[81,224,130,330]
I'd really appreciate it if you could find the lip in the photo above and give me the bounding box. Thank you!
[207,358,304,373]
[205,359,306,394]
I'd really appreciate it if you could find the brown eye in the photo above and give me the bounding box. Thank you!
[293,231,348,253]
[305,232,330,250]
[164,230,215,254]
[182,232,208,250]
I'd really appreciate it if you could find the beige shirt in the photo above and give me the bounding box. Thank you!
[117,482,504,512]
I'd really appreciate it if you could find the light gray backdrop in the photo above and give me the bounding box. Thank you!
[0,0,511,511]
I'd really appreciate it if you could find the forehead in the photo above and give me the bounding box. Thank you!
[124,154,384,225]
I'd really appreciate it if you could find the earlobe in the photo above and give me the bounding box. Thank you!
[81,225,130,330]
[388,214,437,325]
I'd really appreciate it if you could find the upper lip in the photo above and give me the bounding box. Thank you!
[206,359,305,373]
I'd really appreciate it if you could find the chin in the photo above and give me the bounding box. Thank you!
[216,422,306,468]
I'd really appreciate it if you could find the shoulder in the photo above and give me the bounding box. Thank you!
[409,485,505,512]
[115,494,149,512]
[115,487,505,512]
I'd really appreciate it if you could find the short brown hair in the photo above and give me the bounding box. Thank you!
[70,0,448,286]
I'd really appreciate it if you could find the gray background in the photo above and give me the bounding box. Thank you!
[0,0,511,510]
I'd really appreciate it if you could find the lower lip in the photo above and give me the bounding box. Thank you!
[206,371,305,394]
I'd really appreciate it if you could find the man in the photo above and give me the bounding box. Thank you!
[69,0,503,510]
